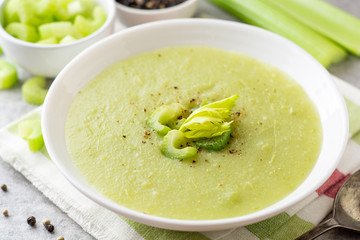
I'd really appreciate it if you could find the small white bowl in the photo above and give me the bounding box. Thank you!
[42,19,348,231]
[116,0,199,27]
[0,0,116,78]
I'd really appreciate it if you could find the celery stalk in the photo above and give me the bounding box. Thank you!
[207,0,347,68]
[265,0,360,56]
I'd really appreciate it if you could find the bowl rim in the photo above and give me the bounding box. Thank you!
[0,0,116,48]
[115,0,199,15]
[42,18,349,231]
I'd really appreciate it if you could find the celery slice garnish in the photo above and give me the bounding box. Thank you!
[207,0,347,68]
[19,120,44,151]
[148,95,238,159]
[160,130,197,160]
[179,95,238,139]
[146,103,187,136]
[22,76,48,105]
[0,60,18,89]
[195,126,232,151]
[265,0,360,57]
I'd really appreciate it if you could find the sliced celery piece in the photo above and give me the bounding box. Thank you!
[161,130,197,160]
[195,126,232,151]
[5,22,39,42]
[4,0,37,25]
[54,7,72,21]
[67,0,96,18]
[35,0,57,18]
[207,0,347,68]
[22,76,48,105]
[39,21,79,40]
[19,120,44,151]
[146,103,187,136]
[59,35,77,44]
[37,37,58,45]
[74,6,107,36]
[0,60,17,89]
[265,0,360,56]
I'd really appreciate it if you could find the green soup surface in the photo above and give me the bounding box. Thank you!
[65,46,322,220]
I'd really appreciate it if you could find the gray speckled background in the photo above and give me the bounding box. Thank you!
[1,0,360,239]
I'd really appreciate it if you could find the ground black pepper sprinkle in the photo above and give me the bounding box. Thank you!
[117,0,186,9]
[27,216,36,226]
[45,224,55,233]
[1,184,7,192]
[229,149,237,154]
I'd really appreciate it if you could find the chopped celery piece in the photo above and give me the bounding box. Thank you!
[179,95,238,139]
[55,7,73,21]
[265,0,360,56]
[195,127,232,151]
[67,0,96,18]
[35,0,56,18]
[74,6,107,36]
[37,37,58,45]
[22,76,48,105]
[207,0,347,68]
[161,130,197,160]
[146,103,187,136]
[18,120,44,151]
[59,35,77,44]
[39,21,79,39]
[4,0,37,25]
[5,23,39,42]
[0,60,17,89]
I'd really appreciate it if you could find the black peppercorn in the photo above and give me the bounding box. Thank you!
[1,184,7,192]
[45,224,55,233]
[27,216,36,226]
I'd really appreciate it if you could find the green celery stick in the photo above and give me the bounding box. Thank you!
[207,0,347,68]
[265,0,360,56]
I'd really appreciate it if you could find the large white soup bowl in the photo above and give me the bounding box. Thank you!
[42,19,348,231]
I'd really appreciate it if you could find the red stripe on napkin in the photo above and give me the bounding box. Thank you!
[316,169,351,198]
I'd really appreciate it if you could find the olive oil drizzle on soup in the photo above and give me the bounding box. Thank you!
[65,46,322,220]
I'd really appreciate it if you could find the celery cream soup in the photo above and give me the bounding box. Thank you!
[65,46,322,220]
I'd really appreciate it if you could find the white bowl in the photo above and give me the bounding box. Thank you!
[0,0,116,78]
[116,0,199,27]
[42,19,348,231]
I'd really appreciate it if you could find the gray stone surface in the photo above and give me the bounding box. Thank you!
[1,0,360,239]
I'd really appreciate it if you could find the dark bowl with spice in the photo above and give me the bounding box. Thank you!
[115,0,199,26]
